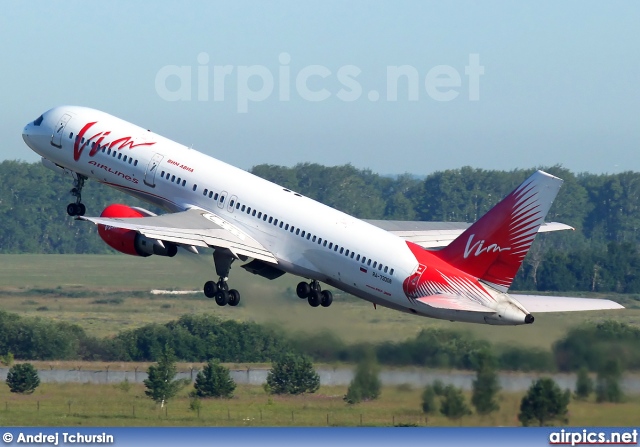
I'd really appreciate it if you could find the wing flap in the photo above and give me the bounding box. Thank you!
[511,294,624,313]
[79,208,277,263]
[415,294,495,313]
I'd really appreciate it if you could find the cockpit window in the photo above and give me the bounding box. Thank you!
[34,115,44,126]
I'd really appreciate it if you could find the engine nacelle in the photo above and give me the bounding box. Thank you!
[98,204,177,257]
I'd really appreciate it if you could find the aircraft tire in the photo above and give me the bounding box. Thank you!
[228,289,240,306]
[204,281,218,298]
[215,289,229,306]
[320,290,333,307]
[296,282,310,299]
[308,290,320,307]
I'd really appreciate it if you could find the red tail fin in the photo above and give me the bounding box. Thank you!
[432,170,563,291]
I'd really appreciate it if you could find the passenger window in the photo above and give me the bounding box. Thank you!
[129,158,132,164]
[328,243,333,249]
[241,205,246,212]
[214,193,219,200]
[312,236,316,242]
[368,259,372,266]
[118,153,122,160]
[171,175,176,182]
[345,249,349,256]
[252,210,257,216]
[323,240,327,247]
[177,177,181,184]
[334,245,338,251]
[182,180,186,187]
[390,268,394,276]
[285,224,289,230]
[134,160,138,166]
[81,138,85,143]
[112,151,116,157]
[203,188,208,195]
[300,230,304,237]
[123,155,128,162]
[290,226,295,233]
[273,218,278,225]
[236,202,241,209]
[306,233,311,240]
[356,254,360,261]
[247,207,252,214]
[258,212,262,219]
[268,217,273,223]
[296,229,300,235]
[263,215,267,221]
[193,184,197,191]
[209,191,213,198]
[69,132,73,139]
[378,264,382,271]
[220,196,225,203]
[362,257,367,263]
[102,147,106,153]
[107,149,111,155]
[340,247,344,254]
[351,252,355,259]
[384,266,388,273]
[161,171,165,178]
[373,261,377,268]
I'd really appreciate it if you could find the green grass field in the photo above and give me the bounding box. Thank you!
[0,382,638,427]
[0,254,636,348]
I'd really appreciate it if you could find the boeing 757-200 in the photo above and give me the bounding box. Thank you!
[21,106,623,325]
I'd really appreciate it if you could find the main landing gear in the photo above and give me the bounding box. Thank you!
[203,249,241,307]
[66,174,87,217]
[296,280,333,308]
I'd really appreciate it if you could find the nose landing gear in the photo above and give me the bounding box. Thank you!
[66,174,87,216]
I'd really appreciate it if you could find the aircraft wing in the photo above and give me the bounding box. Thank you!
[364,219,574,248]
[415,294,495,313]
[78,208,277,263]
[511,294,624,312]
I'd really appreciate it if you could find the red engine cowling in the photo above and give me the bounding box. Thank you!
[98,204,177,257]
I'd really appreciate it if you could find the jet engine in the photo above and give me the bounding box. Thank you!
[97,204,177,257]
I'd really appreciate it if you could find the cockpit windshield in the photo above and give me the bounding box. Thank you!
[33,115,44,126]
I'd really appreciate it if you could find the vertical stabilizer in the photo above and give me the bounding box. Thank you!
[432,170,563,291]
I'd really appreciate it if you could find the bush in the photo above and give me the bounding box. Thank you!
[518,378,570,426]
[193,359,236,398]
[574,367,593,400]
[471,350,500,415]
[265,353,319,395]
[595,360,623,403]
[6,363,40,394]
[421,385,437,415]
[344,353,381,404]
[440,385,472,420]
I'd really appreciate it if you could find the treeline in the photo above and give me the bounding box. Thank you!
[3,160,640,292]
[1,309,638,374]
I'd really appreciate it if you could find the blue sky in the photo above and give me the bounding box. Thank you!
[2,1,639,175]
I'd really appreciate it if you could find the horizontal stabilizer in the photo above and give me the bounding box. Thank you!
[415,294,495,313]
[511,294,624,313]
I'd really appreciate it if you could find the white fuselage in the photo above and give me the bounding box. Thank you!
[22,105,518,324]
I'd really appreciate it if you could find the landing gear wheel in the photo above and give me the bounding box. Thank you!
[215,289,229,306]
[296,282,310,299]
[67,203,79,216]
[228,289,240,306]
[77,203,86,216]
[308,290,320,307]
[204,281,218,298]
[320,290,333,307]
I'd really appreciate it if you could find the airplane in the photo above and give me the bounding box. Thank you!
[21,106,623,325]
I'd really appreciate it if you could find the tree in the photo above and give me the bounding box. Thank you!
[6,363,40,394]
[574,367,594,400]
[518,378,570,426]
[440,385,472,421]
[265,353,319,395]
[193,359,236,398]
[421,385,437,415]
[471,350,500,416]
[344,352,382,404]
[144,345,182,407]
[596,360,623,403]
